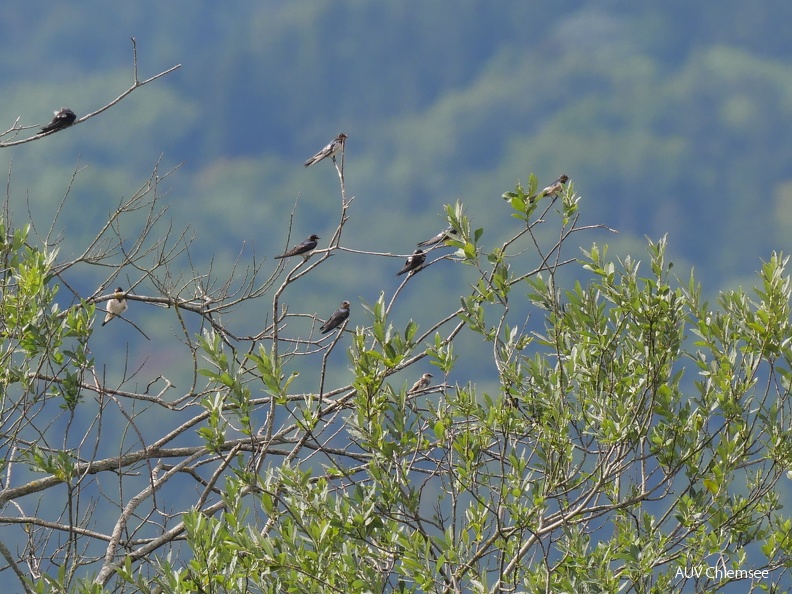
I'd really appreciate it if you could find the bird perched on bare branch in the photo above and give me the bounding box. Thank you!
[274,234,319,259]
[409,373,433,393]
[41,107,76,133]
[304,133,347,167]
[320,300,350,334]
[396,249,425,276]
[102,287,127,326]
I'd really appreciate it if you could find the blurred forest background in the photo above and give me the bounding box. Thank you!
[3,1,792,413]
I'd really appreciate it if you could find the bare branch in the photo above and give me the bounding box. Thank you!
[0,38,180,148]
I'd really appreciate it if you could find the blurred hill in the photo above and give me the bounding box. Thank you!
[3,1,792,389]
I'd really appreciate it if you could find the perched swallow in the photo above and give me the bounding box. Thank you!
[320,300,350,334]
[417,227,458,247]
[274,234,320,259]
[102,287,128,326]
[396,249,426,277]
[304,133,347,167]
[533,174,569,201]
[409,373,433,394]
[41,107,76,133]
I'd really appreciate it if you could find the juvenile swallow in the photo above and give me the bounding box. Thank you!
[102,287,128,326]
[417,227,458,247]
[274,234,320,259]
[320,300,350,334]
[396,249,426,276]
[409,372,433,393]
[304,133,347,167]
[533,174,569,201]
[41,107,76,133]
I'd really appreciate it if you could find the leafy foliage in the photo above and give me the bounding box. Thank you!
[2,11,792,590]
[2,133,790,592]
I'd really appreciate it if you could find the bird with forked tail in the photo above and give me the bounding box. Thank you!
[41,107,76,133]
[304,133,347,167]
[320,300,350,334]
[275,235,319,259]
[396,249,425,277]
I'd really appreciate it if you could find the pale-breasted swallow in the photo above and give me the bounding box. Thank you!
[532,174,569,201]
[409,372,433,393]
[417,227,458,247]
[304,133,347,167]
[320,300,350,334]
[41,107,76,133]
[102,287,128,326]
[396,249,425,276]
[274,234,320,259]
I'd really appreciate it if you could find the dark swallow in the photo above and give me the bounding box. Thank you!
[274,234,320,259]
[396,249,426,277]
[409,373,433,394]
[320,300,350,334]
[532,174,569,201]
[304,133,347,167]
[102,287,128,326]
[41,107,76,133]
[417,227,458,247]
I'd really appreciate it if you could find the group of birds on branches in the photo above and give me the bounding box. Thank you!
[38,108,569,395]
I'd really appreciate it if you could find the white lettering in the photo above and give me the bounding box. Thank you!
[701,566,770,580]
[675,567,703,579]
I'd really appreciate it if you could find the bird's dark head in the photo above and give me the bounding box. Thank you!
[558,174,569,184]
[338,133,348,141]
[309,234,320,241]
[414,249,424,255]
[114,287,124,294]
[341,300,350,309]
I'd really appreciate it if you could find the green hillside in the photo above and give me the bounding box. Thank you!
[2,0,792,401]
